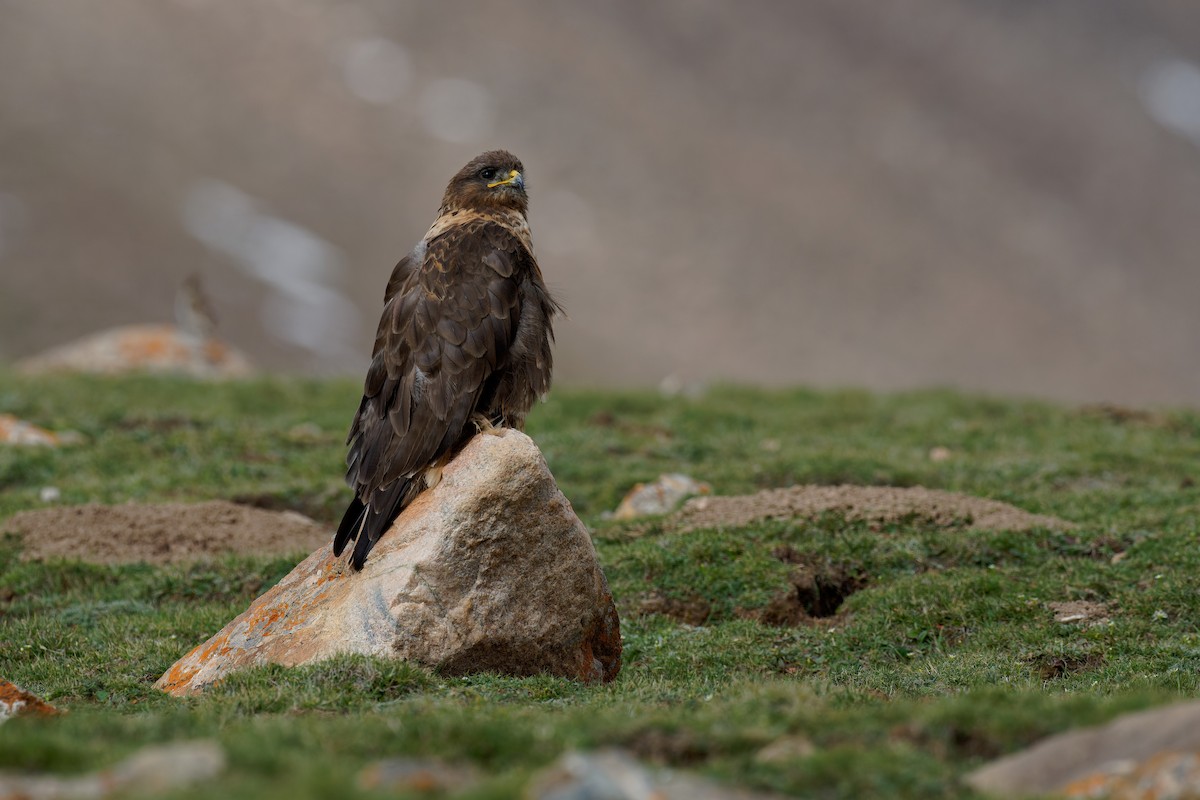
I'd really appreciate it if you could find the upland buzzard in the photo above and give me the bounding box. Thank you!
[333,150,562,569]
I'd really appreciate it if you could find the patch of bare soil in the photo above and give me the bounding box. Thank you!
[675,485,1072,533]
[1077,403,1171,427]
[6,500,329,565]
[634,592,712,626]
[625,728,710,766]
[1048,600,1112,627]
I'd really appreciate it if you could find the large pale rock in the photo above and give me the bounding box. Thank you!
[966,700,1200,797]
[16,324,253,378]
[156,430,621,695]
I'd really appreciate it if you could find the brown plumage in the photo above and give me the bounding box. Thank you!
[333,150,562,570]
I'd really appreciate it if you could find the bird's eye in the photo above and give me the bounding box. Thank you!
[479,167,497,181]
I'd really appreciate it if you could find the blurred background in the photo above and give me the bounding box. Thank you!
[1,0,1199,404]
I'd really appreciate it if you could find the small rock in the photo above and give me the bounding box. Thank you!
[278,510,319,527]
[613,474,711,520]
[658,375,706,398]
[529,749,789,800]
[0,678,58,722]
[156,430,621,695]
[967,700,1200,796]
[38,487,61,503]
[0,741,224,799]
[928,446,953,462]
[109,741,226,793]
[357,758,480,794]
[0,415,62,447]
[1049,600,1110,626]
[753,735,816,764]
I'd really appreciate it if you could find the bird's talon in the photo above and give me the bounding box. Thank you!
[471,414,505,436]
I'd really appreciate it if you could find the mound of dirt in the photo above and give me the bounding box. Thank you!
[674,485,1072,533]
[5,500,329,565]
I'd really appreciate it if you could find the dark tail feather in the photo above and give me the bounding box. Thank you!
[332,496,367,557]
[349,479,412,571]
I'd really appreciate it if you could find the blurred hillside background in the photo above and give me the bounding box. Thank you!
[1,0,1199,404]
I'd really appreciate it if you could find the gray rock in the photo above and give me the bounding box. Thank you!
[612,474,710,520]
[753,735,816,764]
[529,749,789,800]
[966,700,1200,796]
[157,430,621,694]
[0,741,224,799]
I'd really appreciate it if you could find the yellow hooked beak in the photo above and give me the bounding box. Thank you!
[487,169,523,189]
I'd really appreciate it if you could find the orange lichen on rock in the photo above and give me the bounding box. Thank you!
[0,414,64,446]
[1060,751,1200,799]
[0,678,59,720]
[17,324,254,378]
[156,660,202,695]
[118,328,177,360]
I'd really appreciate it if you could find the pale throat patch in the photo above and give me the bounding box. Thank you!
[421,209,533,254]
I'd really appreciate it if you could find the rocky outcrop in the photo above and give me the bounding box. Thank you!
[16,324,253,378]
[156,430,621,695]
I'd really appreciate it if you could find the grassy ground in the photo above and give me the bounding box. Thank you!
[1,373,1199,798]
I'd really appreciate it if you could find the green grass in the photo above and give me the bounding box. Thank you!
[2,373,1199,797]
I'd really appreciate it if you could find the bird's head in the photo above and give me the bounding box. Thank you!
[440,150,528,214]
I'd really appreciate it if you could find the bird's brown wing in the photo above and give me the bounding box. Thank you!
[494,270,561,426]
[337,219,528,564]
